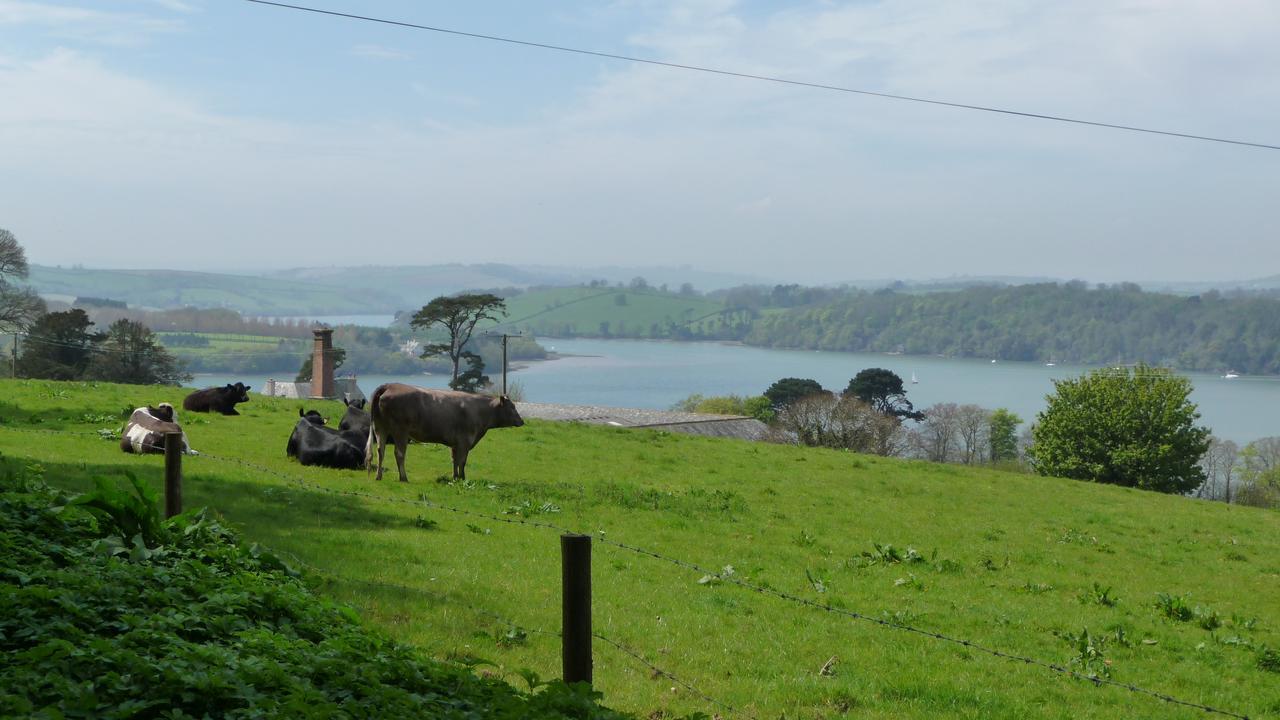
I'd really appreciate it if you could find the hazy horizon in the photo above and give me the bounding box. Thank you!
[3,1,1278,285]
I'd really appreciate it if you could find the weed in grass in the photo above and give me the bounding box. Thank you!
[1155,592,1195,622]
[1060,627,1111,679]
[805,568,828,593]
[894,573,925,591]
[796,530,817,548]
[465,524,490,535]
[412,516,439,531]
[980,555,1009,571]
[1107,624,1133,648]
[503,499,562,517]
[982,528,1005,541]
[80,412,120,424]
[1079,582,1118,607]
[1198,608,1223,631]
[495,626,529,648]
[1021,581,1054,595]
[1231,614,1259,631]
[1218,635,1253,649]
[697,565,736,586]
[1224,550,1249,562]
[1258,647,1280,673]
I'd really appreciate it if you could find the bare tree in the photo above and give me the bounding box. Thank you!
[0,228,46,333]
[776,394,906,456]
[913,403,960,462]
[955,404,991,465]
[1198,437,1239,502]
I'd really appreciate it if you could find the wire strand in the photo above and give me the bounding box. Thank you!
[243,0,1280,152]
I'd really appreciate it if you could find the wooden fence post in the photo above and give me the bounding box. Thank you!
[561,533,592,686]
[163,432,183,519]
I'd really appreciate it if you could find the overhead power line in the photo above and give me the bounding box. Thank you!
[244,0,1279,152]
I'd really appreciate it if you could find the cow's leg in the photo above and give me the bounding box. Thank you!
[374,433,388,481]
[394,436,409,482]
[451,445,469,481]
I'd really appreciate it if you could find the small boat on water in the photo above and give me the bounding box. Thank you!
[911,372,918,384]
[1224,371,1240,379]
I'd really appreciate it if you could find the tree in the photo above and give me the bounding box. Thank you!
[988,408,1023,464]
[0,228,46,334]
[1198,437,1239,503]
[776,394,904,456]
[1027,364,1210,493]
[86,319,190,386]
[411,294,507,392]
[295,346,347,382]
[452,351,489,393]
[16,309,103,380]
[843,368,923,421]
[763,377,829,410]
[912,403,960,462]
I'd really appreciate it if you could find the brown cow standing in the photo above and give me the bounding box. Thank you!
[120,403,196,455]
[365,383,524,482]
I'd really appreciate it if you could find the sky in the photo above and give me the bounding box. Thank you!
[1,0,1277,286]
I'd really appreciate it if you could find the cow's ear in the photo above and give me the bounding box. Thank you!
[299,408,305,417]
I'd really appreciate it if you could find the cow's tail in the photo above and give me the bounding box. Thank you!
[365,384,388,474]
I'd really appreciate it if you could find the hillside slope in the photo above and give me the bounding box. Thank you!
[0,378,1276,719]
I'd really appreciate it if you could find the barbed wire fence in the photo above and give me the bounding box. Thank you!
[0,423,1255,719]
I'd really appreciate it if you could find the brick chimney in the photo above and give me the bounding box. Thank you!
[310,327,334,399]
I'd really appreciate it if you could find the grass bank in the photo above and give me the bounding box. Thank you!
[0,378,1276,719]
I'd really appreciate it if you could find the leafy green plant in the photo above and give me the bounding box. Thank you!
[68,471,164,548]
[413,515,439,530]
[1155,592,1195,622]
[1061,627,1111,679]
[1079,582,1118,607]
[1258,647,1280,673]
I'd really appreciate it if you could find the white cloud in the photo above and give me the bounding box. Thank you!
[0,0,183,45]
[0,1,1276,283]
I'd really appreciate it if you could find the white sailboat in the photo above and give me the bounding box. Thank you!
[1224,371,1240,379]
[911,372,918,384]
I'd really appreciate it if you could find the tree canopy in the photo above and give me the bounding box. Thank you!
[0,228,46,333]
[411,294,507,392]
[763,377,829,410]
[17,309,102,380]
[843,368,923,421]
[85,319,190,386]
[1027,364,1210,494]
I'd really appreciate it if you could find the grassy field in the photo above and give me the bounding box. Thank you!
[497,287,728,337]
[1,378,1277,719]
[28,265,401,315]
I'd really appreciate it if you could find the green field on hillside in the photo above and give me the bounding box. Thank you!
[1,378,1277,719]
[28,266,402,315]
[497,287,728,337]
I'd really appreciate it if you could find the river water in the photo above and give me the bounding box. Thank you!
[190,336,1277,445]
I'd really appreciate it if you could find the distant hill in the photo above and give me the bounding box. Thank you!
[492,286,729,338]
[27,265,403,315]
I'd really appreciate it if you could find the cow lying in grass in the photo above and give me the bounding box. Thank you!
[183,382,251,415]
[120,403,196,455]
[286,407,365,470]
[366,383,524,482]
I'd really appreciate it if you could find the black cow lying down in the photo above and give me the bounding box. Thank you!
[286,408,364,469]
[183,382,251,415]
[120,403,196,455]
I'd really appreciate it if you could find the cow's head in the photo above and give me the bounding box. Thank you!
[300,408,326,425]
[492,396,524,428]
[343,397,366,410]
[224,382,251,403]
[149,403,175,423]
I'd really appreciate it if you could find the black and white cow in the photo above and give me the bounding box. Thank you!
[120,403,196,455]
[183,382,251,415]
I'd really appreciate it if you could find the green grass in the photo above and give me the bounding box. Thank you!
[1,378,1278,719]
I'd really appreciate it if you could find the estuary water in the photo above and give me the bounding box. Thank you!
[190,336,1277,446]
